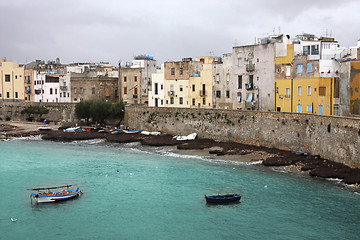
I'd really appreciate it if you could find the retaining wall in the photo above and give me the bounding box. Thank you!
[0,102,76,123]
[125,105,360,167]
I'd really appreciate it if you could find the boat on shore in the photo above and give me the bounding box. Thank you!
[123,129,141,134]
[37,126,53,131]
[30,185,82,203]
[205,194,241,204]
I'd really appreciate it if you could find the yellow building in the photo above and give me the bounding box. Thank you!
[275,77,337,115]
[0,59,25,102]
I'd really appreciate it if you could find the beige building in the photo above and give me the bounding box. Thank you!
[164,58,202,108]
[0,59,25,102]
[119,55,157,105]
[189,56,218,108]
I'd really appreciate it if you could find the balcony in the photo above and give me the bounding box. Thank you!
[133,94,138,99]
[60,86,68,91]
[168,91,175,96]
[25,90,31,94]
[199,90,206,97]
[246,63,255,72]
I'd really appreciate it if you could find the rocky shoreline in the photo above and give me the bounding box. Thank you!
[1,121,360,185]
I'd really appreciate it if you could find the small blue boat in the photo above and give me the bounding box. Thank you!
[123,129,141,134]
[205,194,241,204]
[30,185,82,203]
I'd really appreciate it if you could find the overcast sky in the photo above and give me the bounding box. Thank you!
[1,0,359,66]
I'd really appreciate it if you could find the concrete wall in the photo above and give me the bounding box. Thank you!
[125,105,360,167]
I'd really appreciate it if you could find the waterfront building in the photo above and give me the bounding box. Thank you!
[189,57,218,109]
[24,68,34,102]
[24,59,66,103]
[163,58,202,108]
[69,66,118,103]
[119,55,157,105]
[274,34,346,115]
[0,58,25,102]
[213,37,276,111]
[339,60,360,116]
[148,64,165,107]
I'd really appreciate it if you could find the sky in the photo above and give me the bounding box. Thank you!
[1,0,359,66]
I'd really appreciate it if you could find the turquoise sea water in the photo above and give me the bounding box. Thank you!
[0,138,359,240]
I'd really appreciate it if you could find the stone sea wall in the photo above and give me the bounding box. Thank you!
[0,102,76,123]
[125,105,360,167]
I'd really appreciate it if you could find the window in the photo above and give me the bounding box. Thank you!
[216,90,221,98]
[161,84,163,90]
[216,74,220,84]
[134,88,138,95]
[226,74,230,82]
[298,86,302,96]
[134,76,137,82]
[154,83,158,95]
[7,92,10,98]
[226,90,230,98]
[50,88,53,95]
[5,74,10,82]
[319,87,326,96]
[180,68,183,75]
[179,97,183,104]
[311,45,319,55]
[307,105,312,112]
[297,64,303,73]
[192,98,195,105]
[303,46,310,55]
[285,88,290,98]
[60,93,62,97]
[238,75,242,89]
[124,76,127,82]
[124,87,127,94]
[171,68,175,75]
[74,87,77,93]
[307,63,312,73]
[92,88,95,94]
[286,66,291,76]
[249,75,253,84]
[192,84,195,92]
[237,58,242,67]
[170,97,174,104]
[203,98,206,105]
[15,75,17,79]
[180,85,183,92]
[80,87,84,94]
[15,92,18,98]
[237,92,242,103]
[170,85,174,91]
[307,86,311,96]
[55,89,57,94]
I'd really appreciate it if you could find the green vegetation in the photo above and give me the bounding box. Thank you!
[21,105,49,121]
[75,99,125,125]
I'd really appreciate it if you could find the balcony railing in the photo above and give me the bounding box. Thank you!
[60,86,68,91]
[199,90,206,97]
[168,91,175,96]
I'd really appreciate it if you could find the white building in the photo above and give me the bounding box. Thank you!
[148,64,165,107]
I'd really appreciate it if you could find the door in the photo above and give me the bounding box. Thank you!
[297,104,302,113]
[318,105,323,115]
[155,98,158,107]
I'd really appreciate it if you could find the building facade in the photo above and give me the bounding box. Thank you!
[0,59,25,102]
[119,55,157,105]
